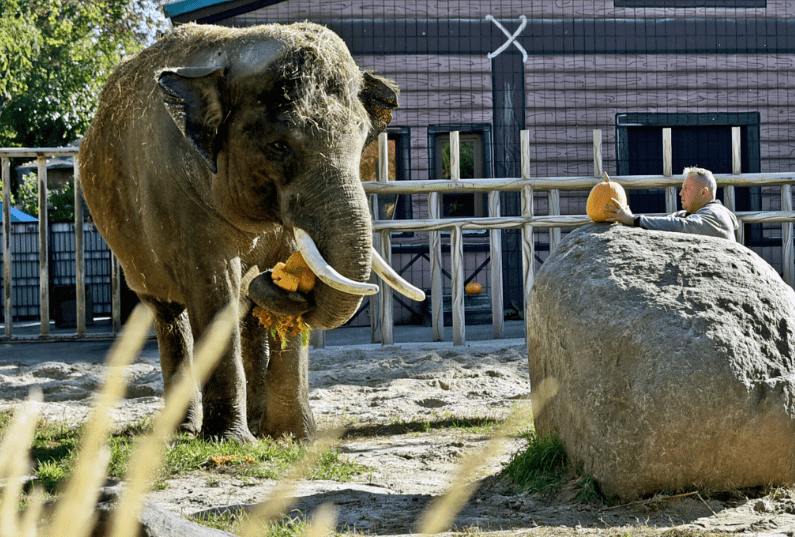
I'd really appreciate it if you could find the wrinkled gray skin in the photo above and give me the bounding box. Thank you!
[79,22,399,441]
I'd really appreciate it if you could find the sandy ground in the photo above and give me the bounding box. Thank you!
[1,338,794,536]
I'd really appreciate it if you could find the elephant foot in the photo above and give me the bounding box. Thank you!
[258,410,317,443]
[202,405,256,443]
[176,401,202,437]
[201,425,256,443]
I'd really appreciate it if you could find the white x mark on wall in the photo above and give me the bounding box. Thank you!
[486,15,528,63]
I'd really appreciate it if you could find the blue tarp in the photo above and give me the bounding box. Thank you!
[0,202,37,223]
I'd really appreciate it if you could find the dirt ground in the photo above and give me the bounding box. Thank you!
[1,339,794,536]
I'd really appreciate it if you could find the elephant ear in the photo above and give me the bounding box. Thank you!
[158,66,227,174]
[359,71,400,150]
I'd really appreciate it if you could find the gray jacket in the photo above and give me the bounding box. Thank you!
[636,200,739,241]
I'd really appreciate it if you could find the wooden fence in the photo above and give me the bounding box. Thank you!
[3,128,795,345]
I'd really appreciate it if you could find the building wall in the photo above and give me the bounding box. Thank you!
[211,0,795,326]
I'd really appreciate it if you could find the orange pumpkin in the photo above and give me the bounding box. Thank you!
[271,251,316,293]
[465,282,483,295]
[586,172,628,222]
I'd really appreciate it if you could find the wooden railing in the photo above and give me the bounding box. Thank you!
[2,147,126,340]
[3,128,795,345]
[341,128,795,347]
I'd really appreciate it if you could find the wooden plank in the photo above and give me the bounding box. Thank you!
[111,254,121,334]
[450,131,460,181]
[663,128,673,177]
[234,0,784,21]
[429,192,443,341]
[377,133,392,345]
[663,128,677,212]
[521,131,534,348]
[782,184,794,287]
[2,157,11,337]
[525,89,795,109]
[549,189,561,251]
[525,69,795,92]
[395,91,492,111]
[363,172,795,194]
[37,156,49,337]
[524,53,795,73]
[488,190,503,339]
[379,229,394,345]
[391,108,492,128]
[74,156,86,336]
[451,225,465,345]
[732,127,742,175]
[593,130,602,178]
[355,54,492,78]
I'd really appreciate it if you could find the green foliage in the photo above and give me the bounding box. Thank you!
[502,429,611,505]
[502,429,568,494]
[16,172,88,221]
[0,0,168,148]
[33,459,69,494]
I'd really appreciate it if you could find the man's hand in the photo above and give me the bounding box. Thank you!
[604,198,635,226]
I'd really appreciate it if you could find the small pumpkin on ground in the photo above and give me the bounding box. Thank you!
[465,282,483,295]
[252,251,315,348]
[586,172,628,222]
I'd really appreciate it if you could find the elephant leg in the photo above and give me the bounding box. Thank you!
[184,265,255,443]
[241,310,270,435]
[142,296,201,436]
[258,331,316,442]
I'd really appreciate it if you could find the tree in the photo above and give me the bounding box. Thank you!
[0,0,168,148]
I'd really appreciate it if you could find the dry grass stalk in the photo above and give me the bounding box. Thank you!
[237,428,342,537]
[108,302,238,537]
[49,303,154,537]
[0,390,42,537]
[300,503,337,537]
[417,400,533,534]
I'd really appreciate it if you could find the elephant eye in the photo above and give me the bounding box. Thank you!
[265,141,292,161]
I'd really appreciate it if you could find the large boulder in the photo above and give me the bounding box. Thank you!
[527,224,795,500]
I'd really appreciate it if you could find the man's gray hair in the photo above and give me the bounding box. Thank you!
[683,166,717,198]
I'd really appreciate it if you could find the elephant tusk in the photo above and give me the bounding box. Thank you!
[371,247,426,302]
[294,228,379,296]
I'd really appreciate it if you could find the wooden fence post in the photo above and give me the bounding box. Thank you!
[663,128,678,212]
[488,189,504,339]
[782,184,794,287]
[2,157,11,338]
[74,155,86,336]
[377,132,393,345]
[726,127,743,243]
[593,129,602,178]
[37,155,49,336]
[111,254,122,334]
[521,130,534,345]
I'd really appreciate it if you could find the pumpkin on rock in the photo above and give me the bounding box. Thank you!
[586,172,628,222]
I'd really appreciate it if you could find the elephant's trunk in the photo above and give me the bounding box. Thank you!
[285,170,373,330]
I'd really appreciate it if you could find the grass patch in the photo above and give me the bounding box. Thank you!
[193,509,313,536]
[0,411,369,498]
[344,412,502,438]
[501,429,607,504]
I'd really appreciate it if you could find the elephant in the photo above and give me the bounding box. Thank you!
[79,22,423,442]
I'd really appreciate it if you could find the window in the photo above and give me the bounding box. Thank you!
[428,124,493,218]
[360,126,412,221]
[616,112,768,245]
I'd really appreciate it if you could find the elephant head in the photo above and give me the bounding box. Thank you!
[156,22,422,329]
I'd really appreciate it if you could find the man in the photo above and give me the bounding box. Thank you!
[604,166,739,241]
